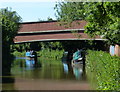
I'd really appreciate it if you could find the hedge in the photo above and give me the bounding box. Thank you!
[86,50,120,91]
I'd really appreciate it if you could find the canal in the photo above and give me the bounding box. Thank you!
[2,57,91,90]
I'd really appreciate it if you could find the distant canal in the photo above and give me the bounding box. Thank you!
[2,57,91,90]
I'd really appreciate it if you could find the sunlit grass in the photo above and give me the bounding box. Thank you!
[37,49,64,60]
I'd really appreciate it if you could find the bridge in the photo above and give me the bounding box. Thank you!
[14,20,103,43]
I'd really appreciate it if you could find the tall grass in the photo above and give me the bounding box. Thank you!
[86,50,120,91]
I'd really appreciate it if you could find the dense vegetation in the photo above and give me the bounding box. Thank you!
[38,49,64,59]
[1,7,21,77]
[12,42,64,59]
[86,50,120,91]
[55,2,120,45]
[55,2,120,90]
[12,40,107,58]
[12,49,64,60]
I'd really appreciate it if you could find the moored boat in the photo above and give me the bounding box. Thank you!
[26,55,35,60]
[71,57,83,67]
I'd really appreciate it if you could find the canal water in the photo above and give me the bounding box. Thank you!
[2,57,91,90]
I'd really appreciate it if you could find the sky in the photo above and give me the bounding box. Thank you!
[1,0,60,22]
[1,0,117,22]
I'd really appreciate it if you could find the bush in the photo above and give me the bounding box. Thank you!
[37,49,64,59]
[86,50,120,91]
[12,51,26,57]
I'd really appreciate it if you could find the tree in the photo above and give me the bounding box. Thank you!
[38,17,53,22]
[47,17,54,21]
[1,7,22,76]
[55,2,120,45]
[38,18,45,22]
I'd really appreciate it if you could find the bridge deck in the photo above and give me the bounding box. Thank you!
[14,20,103,43]
[14,32,101,43]
[18,20,86,33]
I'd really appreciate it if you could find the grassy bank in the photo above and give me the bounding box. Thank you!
[86,50,120,91]
[37,49,64,59]
[12,51,26,57]
[12,49,64,60]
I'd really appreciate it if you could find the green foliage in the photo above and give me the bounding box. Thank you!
[84,2,120,45]
[55,2,84,26]
[38,48,64,59]
[86,50,120,90]
[11,42,42,52]
[41,42,63,50]
[38,17,53,22]
[1,7,22,45]
[1,7,22,75]
[1,7,22,58]
[47,17,54,21]
[55,2,120,45]
[12,41,64,59]
[12,51,26,57]
[12,49,64,59]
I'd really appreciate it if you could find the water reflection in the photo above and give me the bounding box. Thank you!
[62,51,70,74]
[62,53,86,80]
[62,62,86,80]
[2,55,89,90]
[13,57,87,81]
[25,59,35,70]
[26,59,34,66]
[72,64,83,80]
[63,62,69,74]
